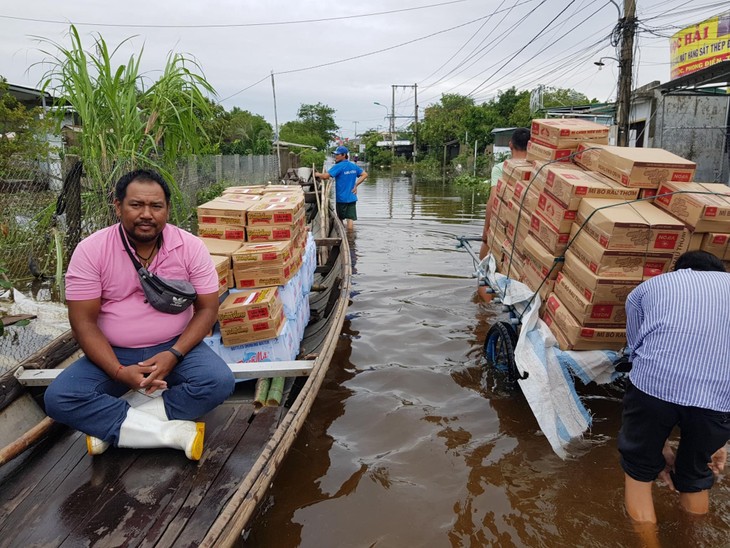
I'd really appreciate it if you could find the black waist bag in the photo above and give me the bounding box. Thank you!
[120,225,197,314]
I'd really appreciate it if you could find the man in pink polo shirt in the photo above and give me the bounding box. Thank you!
[45,169,234,461]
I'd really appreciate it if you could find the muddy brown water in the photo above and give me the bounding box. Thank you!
[245,172,730,547]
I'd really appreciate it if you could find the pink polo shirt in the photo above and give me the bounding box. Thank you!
[65,223,218,348]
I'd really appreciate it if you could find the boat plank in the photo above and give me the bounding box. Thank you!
[151,406,282,548]
[67,404,255,548]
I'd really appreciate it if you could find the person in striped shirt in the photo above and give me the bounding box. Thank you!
[619,250,730,525]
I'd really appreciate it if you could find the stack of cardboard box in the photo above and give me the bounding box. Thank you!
[199,238,242,296]
[486,119,730,351]
[196,184,308,346]
[654,181,730,271]
[527,119,609,163]
[217,287,286,346]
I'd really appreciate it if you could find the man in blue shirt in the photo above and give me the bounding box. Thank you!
[620,250,730,526]
[315,146,368,230]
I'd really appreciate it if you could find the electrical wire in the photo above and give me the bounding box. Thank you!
[0,0,478,29]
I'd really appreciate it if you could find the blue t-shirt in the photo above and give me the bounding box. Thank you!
[328,160,363,204]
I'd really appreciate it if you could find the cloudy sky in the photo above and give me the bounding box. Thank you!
[1,0,726,139]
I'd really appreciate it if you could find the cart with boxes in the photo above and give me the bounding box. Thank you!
[465,117,730,385]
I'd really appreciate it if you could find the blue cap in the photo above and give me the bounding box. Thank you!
[335,146,349,155]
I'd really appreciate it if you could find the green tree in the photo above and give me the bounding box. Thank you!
[296,102,338,144]
[220,107,273,155]
[0,77,52,174]
[541,87,595,109]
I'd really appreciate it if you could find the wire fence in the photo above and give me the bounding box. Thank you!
[0,154,279,284]
[0,153,279,372]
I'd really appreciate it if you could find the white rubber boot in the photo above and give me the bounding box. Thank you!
[134,396,169,421]
[117,408,205,461]
[86,393,170,455]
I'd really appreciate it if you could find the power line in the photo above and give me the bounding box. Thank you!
[0,0,476,29]
[466,0,578,97]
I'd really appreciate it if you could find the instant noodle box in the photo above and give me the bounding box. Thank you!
[222,185,266,195]
[544,167,639,209]
[562,251,640,303]
[197,198,251,225]
[220,313,286,346]
[522,234,563,280]
[576,198,686,252]
[526,140,574,163]
[211,255,230,296]
[232,240,293,265]
[218,287,281,323]
[220,301,283,332]
[199,237,242,257]
[699,233,730,260]
[522,254,556,301]
[529,211,570,255]
[554,273,627,326]
[567,225,673,279]
[654,181,730,232]
[247,195,304,226]
[573,142,610,171]
[531,119,610,148]
[198,223,246,241]
[502,159,534,184]
[536,191,577,233]
[544,294,626,351]
[597,146,696,188]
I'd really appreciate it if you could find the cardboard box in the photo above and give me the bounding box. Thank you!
[197,199,251,224]
[512,182,540,214]
[573,142,610,171]
[260,185,304,194]
[543,297,626,351]
[522,234,563,280]
[232,240,293,265]
[699,233,730,260]
[219,287,281,323]
[531,119,610,148]
[526,140,575,163]
[211,254,229,277]
[554,273,627,326]
[223,185,266,195]
[529,211,570,255]
[502,159,534,184]
[654,181,730,232]
[576,198,686,252]
[233,262,295,289]
[246,216,304,242]
[569,224,643,278]
[537,191,577,233]
[563,251,640,303]
[199,238,242,257]
[198,223,246,241]
[522,254,556,300]
[247,195,304,225]
[544,167,639,209]
[597,146,696,188]
[220,300,283,331]
[221,313,286,347]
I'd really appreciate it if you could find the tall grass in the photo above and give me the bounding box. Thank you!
[36,25,216,228]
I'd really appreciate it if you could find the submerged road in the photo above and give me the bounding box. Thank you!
[247,170,729,547]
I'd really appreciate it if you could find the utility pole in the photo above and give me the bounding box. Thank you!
[271,71,281,180]
[413,83,418,163]
[391,85,396,156]
[353,121,358,139]
[616,0,637,147]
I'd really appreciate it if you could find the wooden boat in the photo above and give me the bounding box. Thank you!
[0,187,351,546]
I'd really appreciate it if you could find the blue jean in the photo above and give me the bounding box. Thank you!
[44,338,235,445]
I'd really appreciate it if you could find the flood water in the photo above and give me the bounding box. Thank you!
[246,172,730,547]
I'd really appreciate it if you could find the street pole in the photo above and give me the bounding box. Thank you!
[391,85,396,156]
[271,71,281,180]
[413,83,418,163]
[616,0,636,147]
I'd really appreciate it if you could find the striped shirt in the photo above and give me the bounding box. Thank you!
[626,269,730,412]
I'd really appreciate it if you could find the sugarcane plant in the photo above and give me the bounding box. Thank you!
[35,25,217,236]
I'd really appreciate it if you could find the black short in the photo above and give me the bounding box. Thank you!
[618,380,730,492]
[336,201,357,221]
